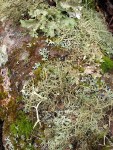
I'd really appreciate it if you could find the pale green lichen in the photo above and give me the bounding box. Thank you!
[21,58,113,149]
[0,0,44,22]
[1,1,112,149]
[39,48,49,61]
[0,45,8,67]
[54,8,113,56]
[4,136,14,150]
[20,3,76,37]
[20,5,113,149]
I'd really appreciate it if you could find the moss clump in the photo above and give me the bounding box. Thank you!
[101,56,113,73]
[34,67,43,82]
[10,111,33,138]
[0,91,8,100]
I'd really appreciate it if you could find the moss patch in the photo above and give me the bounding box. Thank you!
[101,56,113,73]
[10,111,33,138]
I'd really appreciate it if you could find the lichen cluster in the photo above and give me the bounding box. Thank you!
[20,5,113,150]
[1,0,113,150]
[0,45,8,67]
[21,58,113,149]
[0,0,44,22]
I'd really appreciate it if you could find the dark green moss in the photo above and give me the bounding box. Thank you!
[101,56,113,73]
[10,111,33,138]
[34,67,43,82]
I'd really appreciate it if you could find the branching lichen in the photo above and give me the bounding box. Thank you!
[21,58,113,149]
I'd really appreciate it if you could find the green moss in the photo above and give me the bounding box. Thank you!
[34,67,42,81]
[16,96,23,102]
[101,56,113,73]
[0,91,8,100]
[0,107,6,120]
[10,111,33,138]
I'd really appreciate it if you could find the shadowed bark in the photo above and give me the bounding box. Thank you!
[96,0,113,33]
[0,120,4,150]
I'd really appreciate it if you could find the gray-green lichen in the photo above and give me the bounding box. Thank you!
[0,45,8,67]
[0,0,44,22]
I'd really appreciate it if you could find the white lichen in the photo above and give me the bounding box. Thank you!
[0,45,8,67]
[4,136,14,150]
